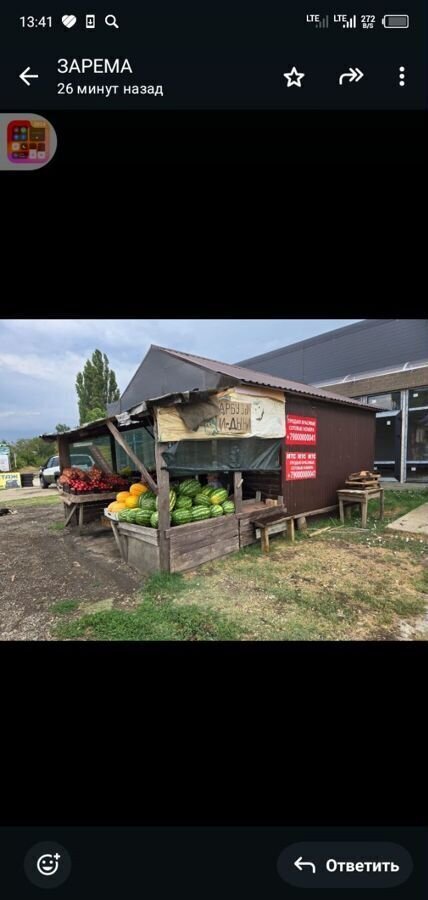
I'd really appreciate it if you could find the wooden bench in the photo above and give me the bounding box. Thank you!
[250,508,295,553]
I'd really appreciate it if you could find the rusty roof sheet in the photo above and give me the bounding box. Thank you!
[151,345,375,410]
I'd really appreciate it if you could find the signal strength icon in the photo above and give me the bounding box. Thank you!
[316,14,329,28]
[343,14,357,28]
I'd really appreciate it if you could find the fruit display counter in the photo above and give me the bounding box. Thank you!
[105,478,241,575]
[58,465,131,533]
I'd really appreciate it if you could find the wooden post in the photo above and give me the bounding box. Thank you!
[106,420,158,494]
[280,438,286,507]
[110,434,118,473]
[260,527,270,554]
[88,443,113,473]
[361,497,368,528]
[286,518,295,542]
[296,516,307,532]
[155,441,170,573]
[339,498,345,524]
[57,435,71,473]
[233,471,243,514]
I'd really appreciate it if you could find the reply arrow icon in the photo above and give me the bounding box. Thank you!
[19,66,39,86]
[339,67,364,85]
[294,856,317,874]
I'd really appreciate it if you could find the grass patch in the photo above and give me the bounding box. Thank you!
[51,600,80,615]
[8,495,62,508]
[52,490,428,642]
[56,598,242,641]
[48,522,66,531]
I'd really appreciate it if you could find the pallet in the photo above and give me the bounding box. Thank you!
[347,471,380,483]
[345,480,379,489]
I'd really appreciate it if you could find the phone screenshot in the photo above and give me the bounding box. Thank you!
[0,2,426,167]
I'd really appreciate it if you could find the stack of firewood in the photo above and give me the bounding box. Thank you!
[345,470,381,489]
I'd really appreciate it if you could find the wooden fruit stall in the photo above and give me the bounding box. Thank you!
[41,343,377,575]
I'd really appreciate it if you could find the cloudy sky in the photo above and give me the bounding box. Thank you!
[0,319,361,441]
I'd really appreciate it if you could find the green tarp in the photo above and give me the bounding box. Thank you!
[162,437,281,475]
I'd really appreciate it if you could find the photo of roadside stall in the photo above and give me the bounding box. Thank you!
[41,345,377,575]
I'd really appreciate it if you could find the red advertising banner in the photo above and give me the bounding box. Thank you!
[286,415,317,445]
[285,452,317,481]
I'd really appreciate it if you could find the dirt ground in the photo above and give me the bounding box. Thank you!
[0,504,142,640]
[1,495,427,641]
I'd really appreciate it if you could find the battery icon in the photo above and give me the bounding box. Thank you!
[382,14,410,28]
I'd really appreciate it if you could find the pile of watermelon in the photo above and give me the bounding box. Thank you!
[171,480,235,527]
[117,479,236,530]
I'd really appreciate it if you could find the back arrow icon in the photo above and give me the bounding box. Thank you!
[19,66,39,86]
[339,67,364,85]
[294,857,316,874]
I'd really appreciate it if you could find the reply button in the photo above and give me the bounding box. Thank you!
[277,842,413,889]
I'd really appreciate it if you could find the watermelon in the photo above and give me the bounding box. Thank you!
[222,501,235,515]
[175,495,193,510]
[191,506,211,521]
[138,495,157,511]
[210,488,228,505]
[118,509,130,522]
[150,511,159,528]
[171,509,192,526]
[193,493,212,508]
[178,478,200,497]
[135,509,153,526]
[127,508,140,524]
[200,485,215,497]
[156,489,176,512]
[210,505,224,517]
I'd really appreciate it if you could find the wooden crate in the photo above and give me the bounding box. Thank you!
[167,515,239,573]
[117,521,160,574]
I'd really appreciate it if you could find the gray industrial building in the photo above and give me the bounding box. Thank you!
[238,319,428,484]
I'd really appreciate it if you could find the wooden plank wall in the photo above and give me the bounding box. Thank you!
[168,515,239,573]
[242,471,281,501]
[237,512,257,548]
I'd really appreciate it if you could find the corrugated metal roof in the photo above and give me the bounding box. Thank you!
[313,357,428,387]
[151,345,375,411]
[236,319,428,386]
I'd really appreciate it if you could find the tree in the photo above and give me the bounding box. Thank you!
[75,350,120,424]
[12,436,50,470]
[55,423,71,433]
[86,407,106,423]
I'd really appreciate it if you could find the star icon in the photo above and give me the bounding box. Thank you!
[283,66,306,87]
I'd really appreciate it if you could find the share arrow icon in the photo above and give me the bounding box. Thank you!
[339,67,364,85]
[19,66,39,86]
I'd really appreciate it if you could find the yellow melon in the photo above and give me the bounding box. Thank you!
[125,495,139,509]
[108,501,127,512]
[116,491,130,502]
[129,482,148,496]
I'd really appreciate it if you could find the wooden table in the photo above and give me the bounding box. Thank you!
[58,489,117,534]
[337,488,384,528]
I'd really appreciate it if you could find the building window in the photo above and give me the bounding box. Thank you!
[407,409,428,462]
[408,386,428,409]
[367,391,401,410]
